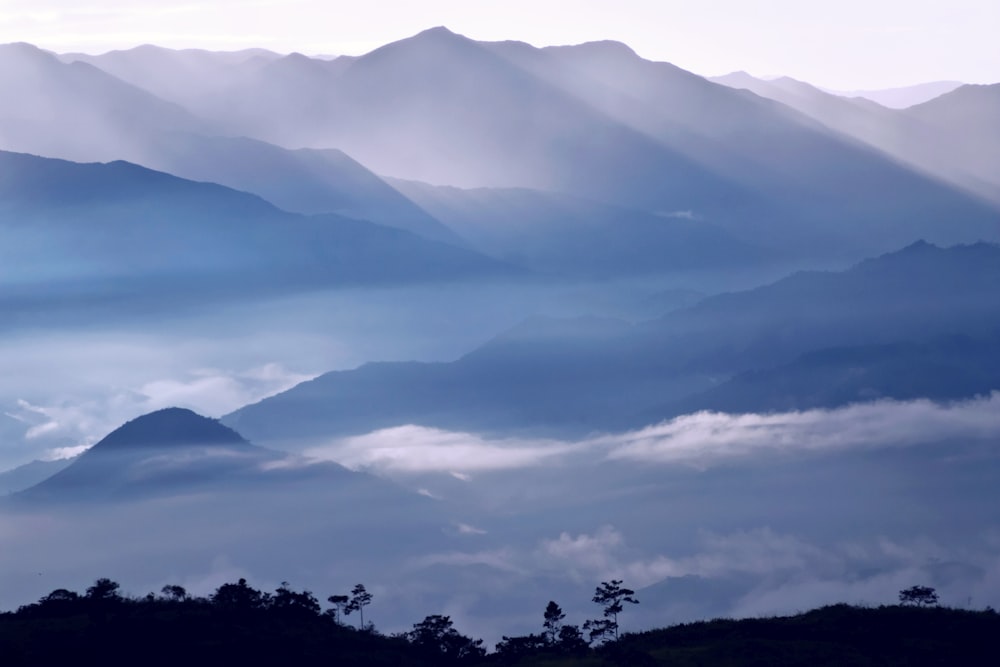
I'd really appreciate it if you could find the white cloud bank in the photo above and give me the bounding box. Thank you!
[603,393,1000,467]
[305,393,1000,475]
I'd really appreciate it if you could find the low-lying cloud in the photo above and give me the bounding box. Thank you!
[304,393,1000,475]
[604,392,1000,467]
[304,425,575,474]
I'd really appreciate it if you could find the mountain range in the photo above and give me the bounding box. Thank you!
[2,29,997,275]
[224,241,1000,445]
[0,149,513,323]
[712,71,1000,204]
[2,27,1000,636]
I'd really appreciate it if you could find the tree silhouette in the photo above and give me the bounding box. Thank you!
[556,624,589,654]
[588,579,639,642]
[271,582,320,617]
[326,594,350,625]
[345,583,373,630]
[160,584,187,602]
[543,600,565,645]
[899,585,939,607]
[408,614,485,663]
[86,578,121,601]
[212,578,267,611]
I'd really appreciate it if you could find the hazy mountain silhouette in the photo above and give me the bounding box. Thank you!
[713,72,1000,204]
[133,133,461,244]
[0,43,213,163]
[11,407,431,509]
[14,408,269,502]
[391,179,774,277]
[0,457,75,496]
[656,332,1000,418]
[825,80,963,108]
[63,44,283,115]
[0,151,513,306]
[21,30,999,261]
[904,84,1000,201]
[495,40,1000,251]
[225,242,1000,444]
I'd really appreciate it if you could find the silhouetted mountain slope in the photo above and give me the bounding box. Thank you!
[314,28,748,215]
[0,151,514,303]
[638,241,1000,375]
[19,31,998,260]
[713,72,1000,204]
[0,458,75,496]
[826,79,963,108]
[0,43,212,163]
[14,408,270,501]
[225,242,1000,444]
[484,38,1000,250]
[903,84,1000,200]
[656,333,1000,418]
[12,408,433,510]
[134,133,461,244]
[391,179,774,277]
[63,44,282,114]
[620,604,999,667]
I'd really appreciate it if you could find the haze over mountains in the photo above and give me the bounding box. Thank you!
[712,71,1000,204]
[1,26,999,641]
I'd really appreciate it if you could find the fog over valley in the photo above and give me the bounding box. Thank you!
[1,19,999,650]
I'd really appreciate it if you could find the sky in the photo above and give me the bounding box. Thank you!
[1,0,997,89]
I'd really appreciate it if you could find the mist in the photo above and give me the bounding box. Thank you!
[1,23,999,650]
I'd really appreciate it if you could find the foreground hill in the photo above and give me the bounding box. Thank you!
[224,241,1000,445]
[0,587,994,667]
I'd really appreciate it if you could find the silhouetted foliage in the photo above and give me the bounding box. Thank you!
[899,584,939,607]
[160,584,187,601]
[493,632,548,663]
[587,579,639,642]
[542,600,565,644]
[211,577,268,611]
[271,581,321,617]
[327,594,350,625]
[407,614,485,664]
[85,578,121,601]
[556,623,589,654]
[3,578,999,666]
[345,583,373,630]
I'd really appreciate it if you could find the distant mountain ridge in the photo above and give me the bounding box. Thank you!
[7,30,994,265]
[712,71,1000,204]
[14,408,267,502]
[224,241,1000,445]
[0,150,515,312]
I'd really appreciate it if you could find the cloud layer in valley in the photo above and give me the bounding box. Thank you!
[303,392,1000,475]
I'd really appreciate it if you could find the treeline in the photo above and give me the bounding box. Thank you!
[1,577,997,666]
[0,576,633,666]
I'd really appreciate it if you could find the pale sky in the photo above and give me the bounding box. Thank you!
[1,0,998,89]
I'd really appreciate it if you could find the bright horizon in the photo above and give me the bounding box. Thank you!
[2,0,998,90]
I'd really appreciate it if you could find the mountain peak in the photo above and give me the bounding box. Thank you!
[89,407,249,454]
[0,41,57,63]
[416,25,459,39]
